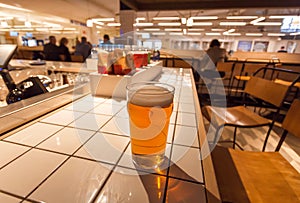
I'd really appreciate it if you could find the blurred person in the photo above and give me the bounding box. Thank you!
[206,39,228,65]
[43,36,60,61]
[74,36,91,61]
[102,34,112,44]
[58,37,71,62]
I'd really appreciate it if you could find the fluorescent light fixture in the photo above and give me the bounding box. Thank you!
[134,23,153,26]
[290,32,300,36]
[25,21,31,27]
[226,16,258,19]
[190,22,212,26]
[0,3,31,12]
[250,17,265,24]
[267,33,285,36]
[0,17,13,20]
[183,29,187,35]
[191,16,218,20]
[92,18,114,22]
[223,32,241,36]
[93,21,104,26]
[187,32,202,35]
[64,27,76,30]
[188,28,205,31]
[86,19,93,27]
[226,29,235,33]
[165,28,182,31]
[181,18,187,24]
[153,17,180,20]
[158,22,181,26]
[152,32,166,35]
[50,31,61,34]
[169,32,183,35]
[187,18,193,26]
[254,22,282,26]
[96,25,102,29]
[144,28,160,31]
[269,15,295,19]
[205,32,221,36]
[245,33,263,36]
[211,28,225,31]
[220,22,246,26]
[107,23,121,26]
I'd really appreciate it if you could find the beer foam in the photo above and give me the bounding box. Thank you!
[129,86,173,107]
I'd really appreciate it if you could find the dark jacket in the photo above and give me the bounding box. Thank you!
[44,43,60,61]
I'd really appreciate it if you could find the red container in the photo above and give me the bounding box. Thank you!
[142,52,148,66]
[133,53,144,68]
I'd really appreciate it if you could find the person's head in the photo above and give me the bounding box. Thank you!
[81,36,87,43]
[60,37,68,46]
[210,39,221,48]
[281,46,285,50]
[103,34,110,42]
[49,36,56,44]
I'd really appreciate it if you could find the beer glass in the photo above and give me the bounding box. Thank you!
[126,82,174,169]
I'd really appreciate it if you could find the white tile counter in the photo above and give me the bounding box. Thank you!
[0,68,219,203]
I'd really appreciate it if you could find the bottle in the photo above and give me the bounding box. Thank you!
[91,45,98,59]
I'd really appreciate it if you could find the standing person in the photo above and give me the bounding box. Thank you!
[206,39,228,65]
[102,34,112,44]
[43,36,60,61]
[74,36,91,61]
[58,37,71,62]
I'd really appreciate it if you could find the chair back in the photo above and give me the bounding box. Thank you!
[282,99,300,138]
[244,76,289,107]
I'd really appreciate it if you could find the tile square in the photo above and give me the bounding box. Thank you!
[76,95,107,104]
[40,110,84,126]
[75,132,129,164]
[95,167,167,203]
[37,127,95,155]
[178,103,195,113]
[115,108,129,119]
[69,113,111,131]
[104,99,127,106]
[65,98,102,112]
[176,112,197,127]
[173,125,199,148]
[166,178,206,203]
[4,123,63,146]
[100,117,130,136]
[91,103,124,116]
[0,149,67,197]
[0,193,22,203]
[0,141,29,168]
[29,157,112,203]
[169,145,203,183]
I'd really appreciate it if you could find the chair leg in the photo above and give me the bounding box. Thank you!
[233,127,237,149]
[262,124,274,151]
[275,130,288,152]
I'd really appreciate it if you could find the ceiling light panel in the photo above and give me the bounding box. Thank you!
[190,22,212,26]
[205,32,221,36]
[191,16,218,20]
[165,28,182,31]
[226,16,258,19]
[134,23,154,26]
[254,22,282,26]
[245,33,263,36]
[250,17,265,24]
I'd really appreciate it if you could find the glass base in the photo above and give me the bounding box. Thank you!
[132,153,165,169]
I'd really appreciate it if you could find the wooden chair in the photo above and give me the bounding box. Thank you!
[212,146,300,202]
[275,99,300,151]
[202,76,290,151]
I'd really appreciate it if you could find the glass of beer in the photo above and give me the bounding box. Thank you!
[126,82,174,169]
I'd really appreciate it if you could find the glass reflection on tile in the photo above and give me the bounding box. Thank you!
[95,167,166,203]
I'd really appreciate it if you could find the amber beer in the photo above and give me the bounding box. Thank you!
[127,82,174,169]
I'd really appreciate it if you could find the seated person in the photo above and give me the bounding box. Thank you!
[43,36,60,61]
[58,37,71,62]
[277,46,287,53]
